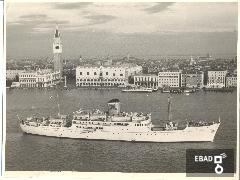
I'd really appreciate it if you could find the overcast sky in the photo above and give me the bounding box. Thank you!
[6,2,238,59]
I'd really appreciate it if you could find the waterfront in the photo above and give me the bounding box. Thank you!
[5,89,237,172]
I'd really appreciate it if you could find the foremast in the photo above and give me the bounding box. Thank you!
[167,95,172,122]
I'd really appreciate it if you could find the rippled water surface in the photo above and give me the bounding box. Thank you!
[5,88,237,172]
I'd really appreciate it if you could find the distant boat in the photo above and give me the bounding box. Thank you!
[161,89,170,93]
[184,88,196,93]
[161,87,170,93]
[170,88,182,94]
[10,82,20,88]
[118,84,127,88]
[122,86,153,93]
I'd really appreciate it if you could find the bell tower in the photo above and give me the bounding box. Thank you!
[53,25,63,75]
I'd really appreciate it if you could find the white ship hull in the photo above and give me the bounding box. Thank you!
[20,123,220,142]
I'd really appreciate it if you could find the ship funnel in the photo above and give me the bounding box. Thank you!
[107,99,121,116]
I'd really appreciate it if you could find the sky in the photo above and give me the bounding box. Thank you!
[6,2,238,59]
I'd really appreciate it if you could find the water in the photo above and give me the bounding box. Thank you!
[5,88,237,172]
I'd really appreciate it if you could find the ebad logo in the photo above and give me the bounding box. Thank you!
[186,149,234,177]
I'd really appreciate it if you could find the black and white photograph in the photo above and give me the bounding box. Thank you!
[2,0,239,178]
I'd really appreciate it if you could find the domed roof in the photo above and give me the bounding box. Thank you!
[108,99,120,103]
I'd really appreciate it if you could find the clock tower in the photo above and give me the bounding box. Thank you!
[53,25,63,75]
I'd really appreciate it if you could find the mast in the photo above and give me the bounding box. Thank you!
[167,95,172,121]
[64,75,67,88]
[57,92,61,117]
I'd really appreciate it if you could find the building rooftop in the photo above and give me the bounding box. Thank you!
[134,73,157,76]
[181,70,203,74]
[208,70,228,72]
[158,71,181,73]
[19,69,57,75]
[226,74,237,77]
[77,65,122,68]
[76,63,140,69]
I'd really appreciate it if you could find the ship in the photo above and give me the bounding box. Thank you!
[161,86,170,93]
[184,88,196,93]
[19,97,220,142]
[122,86,153,93]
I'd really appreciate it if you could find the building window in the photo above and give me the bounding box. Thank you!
[94,72,97,75]
[80,72,82,75]
[106,72,108,75]
[120,74,123,76]
[87,72,89,75]
[113,73,115,76]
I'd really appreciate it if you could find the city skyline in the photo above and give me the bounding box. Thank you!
[6,2,238,59]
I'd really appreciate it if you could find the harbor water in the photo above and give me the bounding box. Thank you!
[5,88,237,172]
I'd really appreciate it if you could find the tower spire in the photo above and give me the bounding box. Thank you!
[53,25,63,75]
[55,24,60,38]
